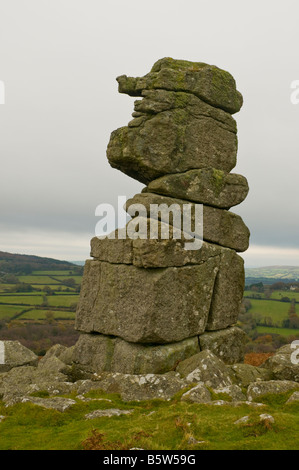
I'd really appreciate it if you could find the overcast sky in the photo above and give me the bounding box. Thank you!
[0,0,299,267]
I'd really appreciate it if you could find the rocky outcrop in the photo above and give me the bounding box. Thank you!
[73,58,250,379]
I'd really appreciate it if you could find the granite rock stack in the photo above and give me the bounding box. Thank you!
[74,58,250,375]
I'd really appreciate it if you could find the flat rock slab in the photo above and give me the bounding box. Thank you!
[199,327,246,363]
[0,340,38,373]
[83,372,185,402]
[85,409,134,419]
[76,259,218,343]
[72,333,199,375]
[117,57,243,114]
[125,193,250,252]
[247,380,299,402]
[8,396,77,412]
[145,169,249,209]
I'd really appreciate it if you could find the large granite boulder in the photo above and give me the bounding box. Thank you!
[72,333,200,375]
[107,96,237,184]
[145,168,249,209]
[75,258,218,343]
[125,193,250,252]
[0,340,38,373]
[117,57,243,114]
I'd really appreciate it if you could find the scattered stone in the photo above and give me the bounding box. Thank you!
[6,396,76,412]
[259,414,275,424]
[0,341,38,373]
[181,383,212,404]
[286,391,299,404]
[85,409,134,420]
[212,385,246,402]
[0,416,6,423]
[234,416,249,425]
[177,350,233,389]
[228,363,272,388]
[262,344,299,382]
[247,380,299,402]
[80,372,185,402]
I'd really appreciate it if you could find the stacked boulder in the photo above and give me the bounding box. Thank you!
[74,58,250,375]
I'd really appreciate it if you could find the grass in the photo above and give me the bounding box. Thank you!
[248,299,291,325]
[0,390,298,450]
[0,295,44,306]
[17,276,61,284]
[257,326,299,338]
[244,290,299,302]
[47,295,79,308]
[32,271,81,276]
[0,305,26,319]
[19,309,75,320]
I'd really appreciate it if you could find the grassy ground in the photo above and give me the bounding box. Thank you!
[256,326,299,337]
[0,389,298,450]
[248,299,291,325]
[19,309,75,320]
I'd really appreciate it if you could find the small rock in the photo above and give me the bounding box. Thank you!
[259,414,275,424]
[0,415,6,423]
[286,391,299,404]
[0,341,38,373]
[234,416,249,425]
[212,384,246,402]
[181,383,212,404]
[85,409,134,419]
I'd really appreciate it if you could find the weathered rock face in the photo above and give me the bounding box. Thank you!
[76,259,219,343]
[74,58,249,381]
[72,333,199,375]
[125,193,250,252]
[107,100,238,184]
[198,327,246,363]
[145,169,249,209]
[0,341,38,373]
[117,58,243,114]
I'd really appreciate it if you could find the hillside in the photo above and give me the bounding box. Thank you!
[245,266,299,282]
[0,251,76,274]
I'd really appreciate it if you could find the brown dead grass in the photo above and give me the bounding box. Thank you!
[244,352,274,367]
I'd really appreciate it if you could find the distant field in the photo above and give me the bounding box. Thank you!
[47,295,79,307]
[257,326,299,338]
[249,299,290,325]
[19,309,75,320]
[0,295,43,306]
[0,305,26,319]
[244,290,299,302]
[32,270,80,276]
[17,276,61,284]
[0,284,15,293]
